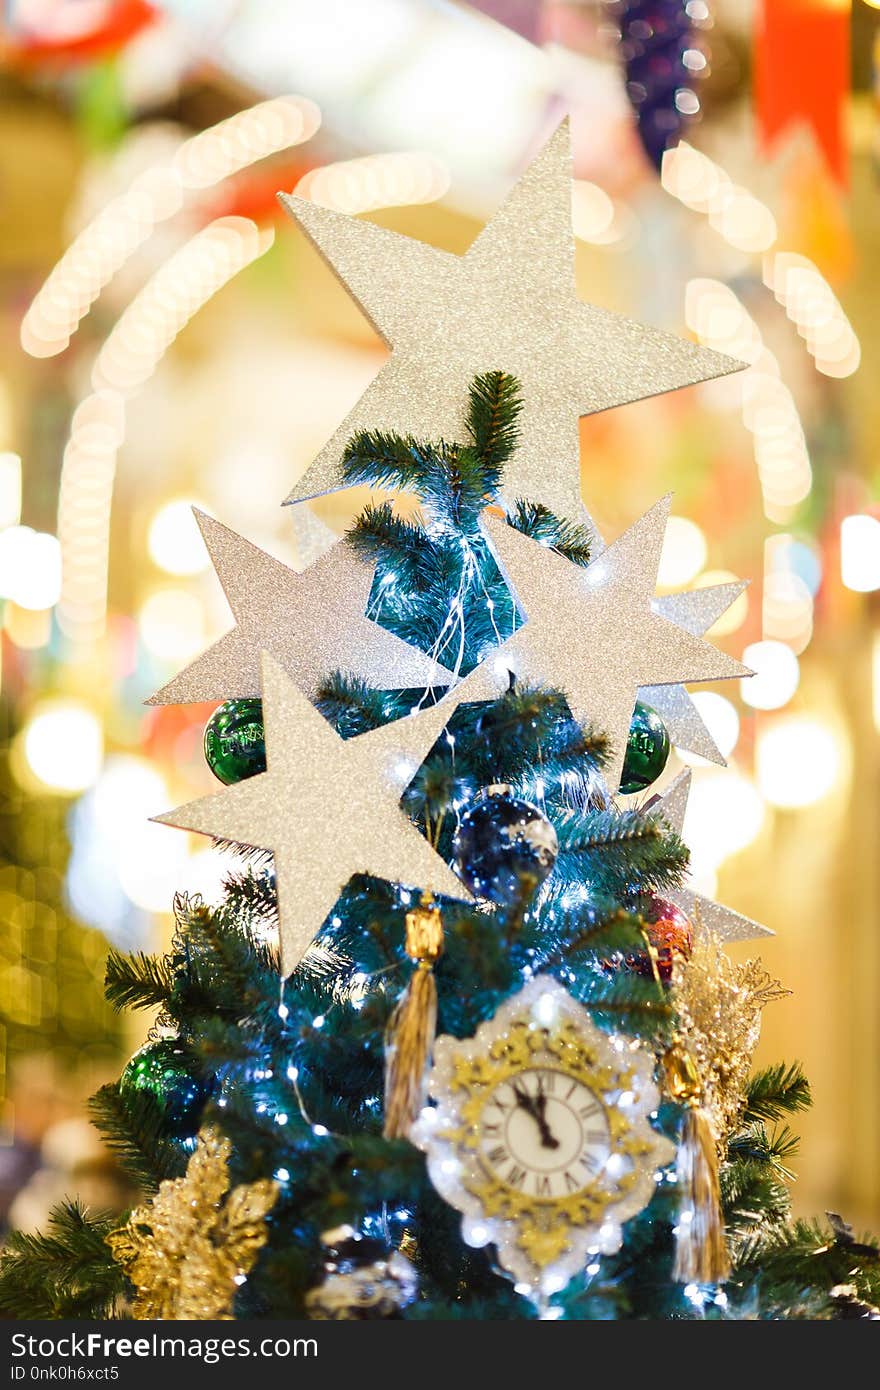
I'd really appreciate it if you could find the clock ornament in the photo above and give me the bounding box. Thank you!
[411,975,674,1305]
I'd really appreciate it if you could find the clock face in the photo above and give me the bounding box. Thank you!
[478,1066,611,1199]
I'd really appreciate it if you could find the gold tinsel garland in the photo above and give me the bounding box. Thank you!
[671,925,788,1150]
[107,1127,278,1319]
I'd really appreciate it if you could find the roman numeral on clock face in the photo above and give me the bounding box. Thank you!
[535,1175,553,1197]
[506,1165,527,1189]
[563,1170,580,1192]
[487,1145,509,1167]
[578,1100,602,1120]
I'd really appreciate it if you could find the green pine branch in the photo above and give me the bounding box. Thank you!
[743,1062,811,1125]
[104,949,175,1013]
[89,1084,186,1192]
[0,1202,125,1319]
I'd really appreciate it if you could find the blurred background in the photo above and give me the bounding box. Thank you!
[0,0,878,1238]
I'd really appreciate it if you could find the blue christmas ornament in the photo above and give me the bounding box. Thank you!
[452,785,558,906]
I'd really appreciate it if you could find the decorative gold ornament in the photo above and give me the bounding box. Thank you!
[411,975,674,1304]
[107,1128,278,1320]
[648,770,774,943]
[305,1224,418,1319]
[670,923,787,1146]
[662,1036,730,1285]
[384,892,445,1140]
[279,121,742,526]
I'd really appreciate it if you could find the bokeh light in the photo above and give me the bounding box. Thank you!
[0,451,22,528]
[138,588,207,664]
[741,639,800,710]
[148,500,211,576]
[657,516,707,588]
[682,767,766,873]
[841,515,880,593]
[21,701,103,794]
[756,716,843,809]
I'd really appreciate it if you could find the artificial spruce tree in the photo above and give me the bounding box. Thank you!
[1,372,877,1321]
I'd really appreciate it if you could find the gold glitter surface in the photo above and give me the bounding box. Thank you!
[154,653,474,976]
[479,500,749,791]
[278,121,743,525]
[649,770,773,944]
[107,1128,278,1319]
[147,509,452,706]
[671,929,787,1146]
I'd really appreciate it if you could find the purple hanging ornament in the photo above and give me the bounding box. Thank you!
[607,1,706,172]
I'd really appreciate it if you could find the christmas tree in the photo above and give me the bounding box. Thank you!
[2,126,878,1323]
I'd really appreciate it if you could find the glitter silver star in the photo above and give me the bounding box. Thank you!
[648,769,773,943]
[643,581,749,765]
[479,497,750,791]
[278,121,742,524]
[147,509,452,707]
[153,654,472,976]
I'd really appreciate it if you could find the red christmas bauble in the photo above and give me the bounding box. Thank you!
[632,898,693,984]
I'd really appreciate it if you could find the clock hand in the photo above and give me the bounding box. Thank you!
[512,1082,560,1150]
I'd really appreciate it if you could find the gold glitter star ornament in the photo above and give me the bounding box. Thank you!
[153,653,472,976]
[148,509,452,707]
[411,975,674,1304]
[107,1128,278,1319]
[279,121,743,521]
[479,498,750,791]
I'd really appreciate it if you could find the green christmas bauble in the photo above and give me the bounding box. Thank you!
[204,699,266,785]
[620,701,670,795]
[120,1040,210,1139]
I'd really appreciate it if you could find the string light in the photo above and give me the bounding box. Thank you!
[57,220,273,645]
[571,181,634,247]
[685,278,812,523]
[295,151,450,213]
[21,96,321,359]
[662,142,777,252]
[765,252,860,378]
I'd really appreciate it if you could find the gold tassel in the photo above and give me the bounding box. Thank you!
[664,1039,731,1285]
[383,893,444,1140]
